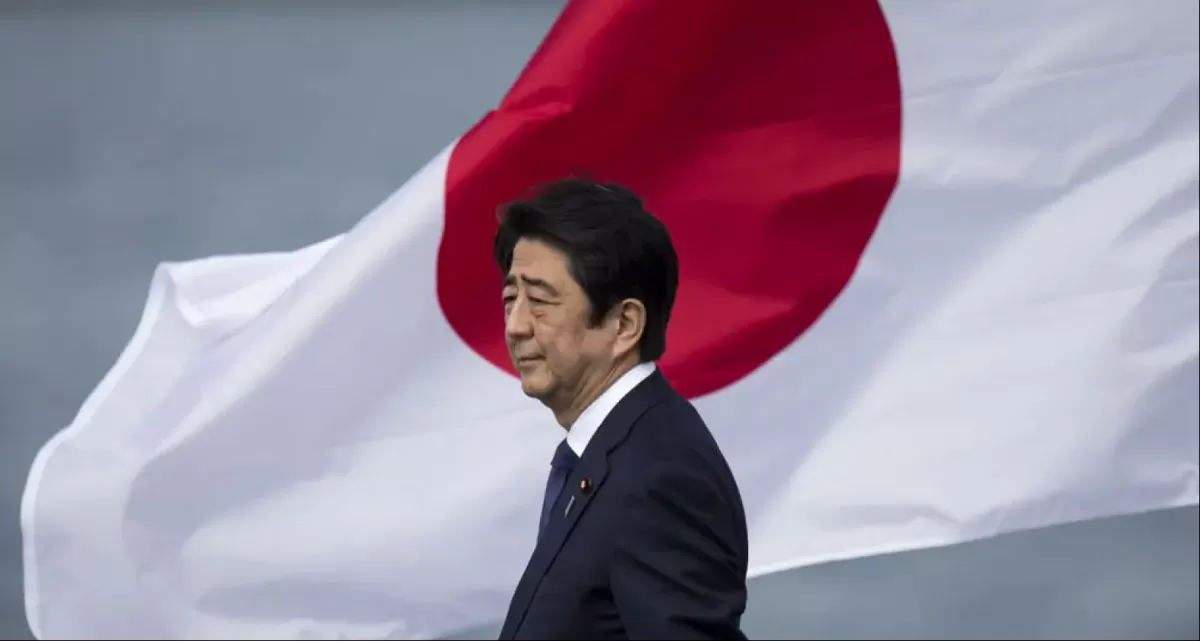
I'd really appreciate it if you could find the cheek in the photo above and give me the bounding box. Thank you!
[534,317,584,365]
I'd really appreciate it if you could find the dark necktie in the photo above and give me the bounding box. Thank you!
[539,440,578,541]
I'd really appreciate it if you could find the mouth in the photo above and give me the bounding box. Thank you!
[514,356,543,366]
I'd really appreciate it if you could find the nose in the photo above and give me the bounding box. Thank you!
[504,296,534,342]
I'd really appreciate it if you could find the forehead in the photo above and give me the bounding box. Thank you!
[506,238,573,286]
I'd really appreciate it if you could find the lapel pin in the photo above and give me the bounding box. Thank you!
[579,478,592,493]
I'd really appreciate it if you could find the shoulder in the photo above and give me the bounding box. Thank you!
[612,394,744,514]
[625,394,724,471]
[605,397,749,572]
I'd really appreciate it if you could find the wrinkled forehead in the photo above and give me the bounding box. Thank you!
[503,239,575,295]
[503,271,562,299]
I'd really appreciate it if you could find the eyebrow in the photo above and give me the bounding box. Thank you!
[503,273,560,297]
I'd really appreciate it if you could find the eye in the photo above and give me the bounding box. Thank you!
[528,297,549,305]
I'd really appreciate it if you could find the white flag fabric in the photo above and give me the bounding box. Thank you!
[21,0,1199,639]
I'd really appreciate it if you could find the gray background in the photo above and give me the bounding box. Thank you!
[0,3,1196,639]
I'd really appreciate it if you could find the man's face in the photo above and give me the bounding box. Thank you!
[502,238,613,405]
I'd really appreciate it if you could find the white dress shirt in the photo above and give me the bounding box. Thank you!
[565,361,657,456]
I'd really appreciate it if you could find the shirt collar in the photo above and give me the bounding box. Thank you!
[565,361,657,457]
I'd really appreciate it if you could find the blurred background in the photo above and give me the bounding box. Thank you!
[1,2,1196,639]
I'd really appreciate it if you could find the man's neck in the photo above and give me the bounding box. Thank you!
[552,358,637,429]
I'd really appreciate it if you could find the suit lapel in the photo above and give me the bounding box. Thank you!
[500,371,673,639]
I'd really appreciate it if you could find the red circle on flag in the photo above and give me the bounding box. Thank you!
[437,0,902,400]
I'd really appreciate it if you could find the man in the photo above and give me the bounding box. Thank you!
[494,178,750,640]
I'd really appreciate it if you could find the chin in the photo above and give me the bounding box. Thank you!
[519,374,553,400]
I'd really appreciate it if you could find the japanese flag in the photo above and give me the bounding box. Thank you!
[22,1,1198,639]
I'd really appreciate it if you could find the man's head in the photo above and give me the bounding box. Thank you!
[494,178,679,422]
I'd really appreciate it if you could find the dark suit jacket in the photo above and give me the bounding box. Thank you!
[499,370,749,640]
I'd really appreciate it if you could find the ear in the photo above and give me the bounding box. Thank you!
[611,298,646,359]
